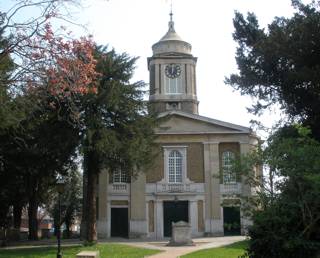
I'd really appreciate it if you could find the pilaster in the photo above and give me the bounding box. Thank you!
[240,142,252,234]
[155,200,163,239]
[189,200,198,235]
[203,142,223,235]
[129,172,147,238]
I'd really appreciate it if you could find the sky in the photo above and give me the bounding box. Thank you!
[2,0,310,138]
[75,0,301,138]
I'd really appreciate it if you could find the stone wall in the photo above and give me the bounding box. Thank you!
[146,142,204,183]
[146,145,164,183]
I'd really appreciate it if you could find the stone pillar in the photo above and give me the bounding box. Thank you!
[197,200,205,233]
[97,170,108,238]
[204,142,223,236]
[204,143,211,233]
[155,200,163,239]
[189,200,198,236]
[210,143,223,235]
[148,200,155,234]
[240,142,253,234]
[129,172,147,238]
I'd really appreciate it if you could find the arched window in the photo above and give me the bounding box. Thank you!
[222,151,236,184]
[168,150,183,183]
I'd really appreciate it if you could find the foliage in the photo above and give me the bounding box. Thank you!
[82,47,157,172]
[0,243,161,258]
[48,168,82,238]
[1,0,97,92]
[242,126,320,258]
[181,240,248,258]
[0,0,98,241]
[80,46,157,241]
[1,94,81,240]
[226,0,320,139]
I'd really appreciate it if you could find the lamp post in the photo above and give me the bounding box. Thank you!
[56,177,65,258]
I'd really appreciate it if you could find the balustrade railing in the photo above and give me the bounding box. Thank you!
[220,183,241,195]
[156,183,191,193]
[109,183,128,193]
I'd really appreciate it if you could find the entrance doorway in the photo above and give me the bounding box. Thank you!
[111,208,128,237]
[163,201,188,237]
[223,206,241,236]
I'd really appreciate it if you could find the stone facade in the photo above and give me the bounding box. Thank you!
[96,14,259,239]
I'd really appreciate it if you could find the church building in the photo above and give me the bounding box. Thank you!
[96,14,259,239]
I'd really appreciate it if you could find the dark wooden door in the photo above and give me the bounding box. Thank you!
[111,208,128,237]
[163,201,188,237]
[223,206,241,236]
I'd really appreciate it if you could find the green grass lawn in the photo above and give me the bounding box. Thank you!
[182,240,248,258]
[0,243,161,258]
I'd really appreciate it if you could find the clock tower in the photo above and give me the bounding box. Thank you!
[148,12,199,114]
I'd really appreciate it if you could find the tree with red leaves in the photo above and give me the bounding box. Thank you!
[0,0,99,241]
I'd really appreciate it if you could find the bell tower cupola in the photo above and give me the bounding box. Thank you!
[148,11,199,114]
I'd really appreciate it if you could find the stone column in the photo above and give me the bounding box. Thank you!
[209,143,223,235]
[97,169,108,238]
[129,172,147,238]
[203,143,212,234]
[204,142,223,236]
[240,142,252,234]
[155,199,163,239]
[189,200,198,236]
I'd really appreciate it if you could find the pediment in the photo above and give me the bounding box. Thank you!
[156,111,251,135]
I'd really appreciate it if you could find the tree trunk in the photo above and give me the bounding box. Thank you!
[28,196,38,240]
[1,228,7,247]
[13,204,23,229]
[86,168,98,242]
[84,150,99,242]
[65,218,71,239]
[80,166,88,240]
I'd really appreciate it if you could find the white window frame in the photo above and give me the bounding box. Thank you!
[112,169,128,184]
[222,151,236,184]
[168,150,183,183]
[163,146,188,184]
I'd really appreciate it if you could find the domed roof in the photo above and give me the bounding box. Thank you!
[159,20,183,41]
[152,13,192,55]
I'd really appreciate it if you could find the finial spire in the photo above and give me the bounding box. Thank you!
[170,0,173,22]
[168,0,175,31]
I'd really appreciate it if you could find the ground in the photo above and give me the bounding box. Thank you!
[0,236,247,258]
[181,240,248,258]
[0,243,161,258]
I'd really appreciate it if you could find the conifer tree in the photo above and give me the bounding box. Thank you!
[80,47,157,242]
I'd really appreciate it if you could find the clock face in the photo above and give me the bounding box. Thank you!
[165,64,181,79]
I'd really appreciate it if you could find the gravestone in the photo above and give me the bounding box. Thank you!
[167,221,194,246]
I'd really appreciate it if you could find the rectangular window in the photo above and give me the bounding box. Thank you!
[164,76,183,94]
[222,151,236,184]
[112,169,128,183]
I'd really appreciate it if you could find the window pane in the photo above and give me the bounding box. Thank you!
[113,169,127,183]
[165,76,183,94]
[168,150,183,183]
[222,151,236,184]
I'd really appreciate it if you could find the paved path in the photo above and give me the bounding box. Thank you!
[123,236,246,258]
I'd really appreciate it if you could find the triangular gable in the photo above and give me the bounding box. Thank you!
[156,111,251,135]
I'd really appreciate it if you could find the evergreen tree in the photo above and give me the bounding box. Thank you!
[80,47,157,242]
[242,126,320,258]
[227,1,320,257]
[226,0,320,139]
